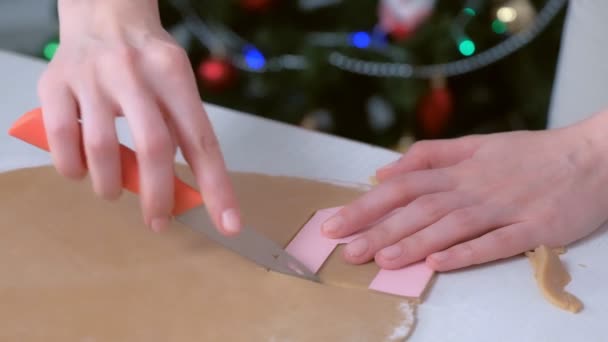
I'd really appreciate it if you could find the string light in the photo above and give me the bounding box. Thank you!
[463,7,476,16]
[497,6,518,23]
[492,19,508,34]
[451,1,482,57]
[244,46,266,70]
[350,31,371,49]
[329,0,566,78]
[458,38,476,56]
[43,40,59,61]
[171,0,566,79]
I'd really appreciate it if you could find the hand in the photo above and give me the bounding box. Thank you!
[38,0,241,234]
[322,114,608,272]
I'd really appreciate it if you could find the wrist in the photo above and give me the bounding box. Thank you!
[58,0,161,40]
[575,109,608,151]
[562,108,608,169]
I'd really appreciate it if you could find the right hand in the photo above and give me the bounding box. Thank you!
[38,0,241,234]
[323,116,608,272]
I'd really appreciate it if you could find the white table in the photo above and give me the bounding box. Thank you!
[1,50,606,341]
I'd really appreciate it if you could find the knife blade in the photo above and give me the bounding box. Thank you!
[9,108,320,283]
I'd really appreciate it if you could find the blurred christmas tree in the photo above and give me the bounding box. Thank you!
[45,0,568,150]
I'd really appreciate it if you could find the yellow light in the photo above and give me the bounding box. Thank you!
[497,6,518,23]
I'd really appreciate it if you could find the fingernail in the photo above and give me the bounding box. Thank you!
[322,216,344,235]
[221,208,241,234]
[346,238,369,258]
[380,245,403,260]
[151,217,169,233]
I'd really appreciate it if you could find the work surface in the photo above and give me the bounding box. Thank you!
[1,50,606,341]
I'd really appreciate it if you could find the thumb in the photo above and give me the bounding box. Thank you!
[377,135,484,182]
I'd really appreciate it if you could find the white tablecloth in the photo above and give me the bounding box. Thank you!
[1,50,606,341]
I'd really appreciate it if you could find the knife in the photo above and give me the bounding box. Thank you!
[9,108,320,283]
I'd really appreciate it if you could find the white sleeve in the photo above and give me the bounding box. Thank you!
[548,1,608,128]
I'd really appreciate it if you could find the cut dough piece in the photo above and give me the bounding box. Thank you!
[526,245,583,313]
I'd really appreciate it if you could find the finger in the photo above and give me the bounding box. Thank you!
[374,205,508,270]
[116,75,175,233]
[169,98,240,236]
[146,51,241,235]
[78,83,122,200]
[157,100,179,156]
[426,221,539,272]
[342,191,474,264]
[322,169,453,239]
[37,76,86,179]
[165,115,179,156]
[376,136,484,182]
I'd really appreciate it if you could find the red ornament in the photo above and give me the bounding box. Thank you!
[240,0,274,12]
[197,58,236,91]
[416,77,453,139]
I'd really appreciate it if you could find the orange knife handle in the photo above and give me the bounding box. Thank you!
[8,108,203,216]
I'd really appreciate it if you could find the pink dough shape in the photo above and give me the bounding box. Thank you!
[369,261,435,298]
[285,207,362,273]
[285,206,435,299]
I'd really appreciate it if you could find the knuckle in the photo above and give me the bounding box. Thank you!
[456,242,477,264]
[367,225,393,249]
[139,132,173,161]
[152,44,189,73]
[113,45,139,67]
[37,70,65,99]
[384,185,404,203]
[409,139,435,156]
[193,132,220,156]
[489,229,514,248]
[336,205,363,230]
[86,131,116,156]
[411,195,443,218]
[408,141,429,155]
[48,119,78,139]
[447,208,476,228]
[102,46,140,81]
[404,234,424,252]
[539,208,559,227]
[392,175,415,197]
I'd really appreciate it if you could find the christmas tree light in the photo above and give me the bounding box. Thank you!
[497,6,518,23]
[43,40,59,61]
[350,32,371,49]
[244,46,266,70]
[458,39,476,56]
[492,19,508,34]
[463,7,476,16]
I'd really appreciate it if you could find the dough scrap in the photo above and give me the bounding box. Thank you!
[526,245,583,313]
[369,175,379,186]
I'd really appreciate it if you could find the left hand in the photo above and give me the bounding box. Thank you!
[321,116,608,272]
[40,0,242,235]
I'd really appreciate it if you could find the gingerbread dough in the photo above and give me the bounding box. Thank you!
[0,166,417,341]
[526,245,583,313]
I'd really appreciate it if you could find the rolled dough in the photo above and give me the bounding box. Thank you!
[0,166,417,341]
